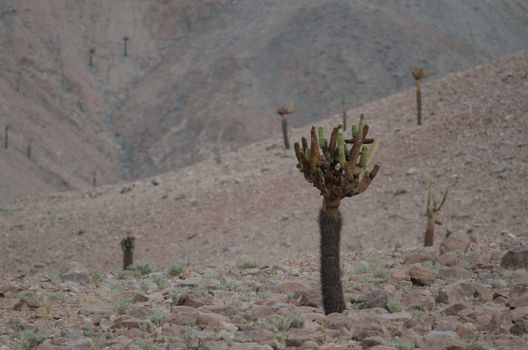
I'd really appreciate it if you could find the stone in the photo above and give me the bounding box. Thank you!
[438,267,473,281]
[360,336,389,348]
[401,289,434,311]
[79,303,111,316]
[510,319,528,335]
[62,261,91,283]
[436,281,492,304]
[275,280,320,307]
[439,303,465,316]
[353,290,388,309]
[436,251,462,266]
[423,331,466,350]
[440,233,471,255]
[500,247,528,270]
[286,329,326,346]
[350,312,389,340]
[173,290,213,307]
[167,306,200,325]
[409,265,438,286]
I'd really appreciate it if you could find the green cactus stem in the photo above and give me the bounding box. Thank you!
[337,130,346,169]
[366,139,379,164]
[318,127,326,148]
[351,124,358,138]
[357,114,365,139]
[359,145,369,167]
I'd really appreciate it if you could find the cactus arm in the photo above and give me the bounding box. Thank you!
[310,126,320,171]
[328,127,340,157]
[357,114,365,139]
[427,179,434,216]
[350,165,380,195]
[435,186,449,212]
[301,137,308,153]
[351,124,358,138]
[365,139,379,164]
[337,130,347,169]
[359,145,369,168]
[318,126,327,148]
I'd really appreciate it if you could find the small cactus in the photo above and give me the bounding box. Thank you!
[294,114,380,314]
[424,179,448,247]
[277,104,296,150]
[411,67,434,125]
[123,36,129,57]
[120,235,135,270]
[4,125,10,149]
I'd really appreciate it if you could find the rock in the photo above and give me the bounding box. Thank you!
[360,336,389,348]
[510,319,528,335]
[231,343,273,350]
[167,306,200,325]
[423,331,466,350]
[436,251,462,266]
[406,168,418,175]
[197,312,234,332]
[275,280,320,307]
[353,290,388,310]
[438,267,473,281]
[79,303,112,316]
[62,261,91,283]
[401,289,434,311]
[173,290,213,307]
[389,266,410,282]
[440,233,471,255]
[111,316,152,332]
[350,312,389,340]
[500,247,528,269]
[437,281,493,304]
[409,265,438,286]
[439,303,465,316]
[286,329,326,347]
[404,248,435,264]
[13,296,39,311]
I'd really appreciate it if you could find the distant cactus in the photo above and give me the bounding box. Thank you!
[341,96,348,131]
[27,139,33,159]
[92,170,97,187]
[294,115,380,314]
[4,125,10,149]
[120,235,135,270]
[89,48,95,67]
[411,67,434,126]
[123,36,129,57]
[277,104,296,150]
[424,179,448,247]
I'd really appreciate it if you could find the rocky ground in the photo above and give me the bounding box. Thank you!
[1,231,528,349]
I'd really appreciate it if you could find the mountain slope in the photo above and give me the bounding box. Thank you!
[1,0,528,201]
[1,49,527,274]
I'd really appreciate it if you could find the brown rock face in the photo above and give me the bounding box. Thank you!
[409,265,438,286]
[501,247,528,270]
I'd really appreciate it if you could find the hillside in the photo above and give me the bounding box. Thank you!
[0,49,526,275]
[1,0,528,200]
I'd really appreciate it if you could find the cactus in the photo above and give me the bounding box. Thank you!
[337,130,346,168]
[318,127,326,148]
[27,139,33,159]
[411,67,434,125]
[4,125,10,149]
[120,235,135,270]
[123,36,129,57]
[424,179,448,247]
[277,105,296,150]
[89,48,95,67]
[294,114,380,314]
[351,124,358,138]
[341,96,348,131]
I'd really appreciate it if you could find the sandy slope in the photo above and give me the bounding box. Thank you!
[0,50,527,275]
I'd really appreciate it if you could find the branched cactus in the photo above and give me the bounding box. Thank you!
[294,115,380,314]
[424,179,448,247]
[120,235,135,270]
[277,104,296,150]
[411,67,434,126]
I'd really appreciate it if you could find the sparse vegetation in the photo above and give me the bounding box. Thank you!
[394,342,415,350]
[114,299,130,314]
[236,257,261,269]
[149,308,166,327]
[387,298,402,313]
[294,117,380,314]
[168,263,185,277]
[17,330,47,349]
[128,262,152,276]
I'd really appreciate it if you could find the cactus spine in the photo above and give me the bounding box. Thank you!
[294,114,380,315]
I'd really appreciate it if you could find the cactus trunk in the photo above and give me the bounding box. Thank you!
[123,250,133,270]
[424,214,435,247]
[281,115,290,149]
[319,197,345,315]
[416,79,422,126]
